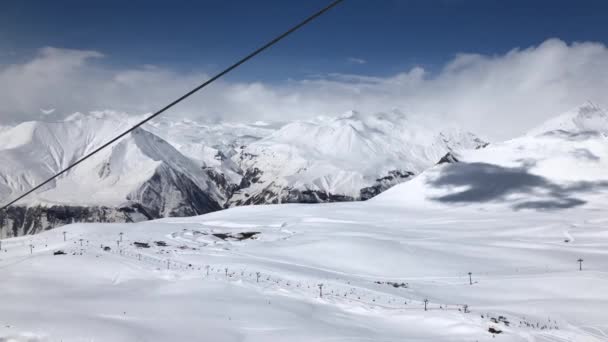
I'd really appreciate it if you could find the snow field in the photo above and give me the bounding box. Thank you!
[2,200,607,341]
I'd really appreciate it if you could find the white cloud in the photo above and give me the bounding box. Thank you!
[347,57,367,64]
[40,108,55,115]
[1,39,607,140]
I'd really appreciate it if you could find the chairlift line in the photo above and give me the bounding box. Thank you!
[0,0,344,210]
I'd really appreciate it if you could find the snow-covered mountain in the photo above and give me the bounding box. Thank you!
[526,101,608,136]
[376,102,608,210]
[3,104,608,341]
[145,116,277,181]
[230,110,487,205]
[0,113,232,236]
[18,102,608,236]
[2,104,608,341]
[0,110,486,236]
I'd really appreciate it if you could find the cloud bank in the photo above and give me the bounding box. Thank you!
[0,39,607,140]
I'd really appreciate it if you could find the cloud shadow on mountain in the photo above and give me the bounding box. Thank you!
[570,148,600,162]
[539,130,603,142]
[427,162,608,210]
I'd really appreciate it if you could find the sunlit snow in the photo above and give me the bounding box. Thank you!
[1,104,608,341]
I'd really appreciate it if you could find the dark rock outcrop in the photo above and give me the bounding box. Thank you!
[360,170,415,200]
[0,204,149,238]
[202,167,239,199]
[231,186,355,206]
[128,164,223,218]
[437,152,460,164]
[0,164,226,237]
[238,167,263,189]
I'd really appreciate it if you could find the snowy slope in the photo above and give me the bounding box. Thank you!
[527,101,608,136]
[376,103,608,210]
[1,104,608,341]
[230,110,487,205]
[1,182,606,341]
[0,113,230,235]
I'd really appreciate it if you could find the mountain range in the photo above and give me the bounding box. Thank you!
[5,101,607,237]
[3,103,608,341]
[0,109,486,236]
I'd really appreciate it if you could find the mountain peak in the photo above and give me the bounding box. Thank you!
[338,110,360,120]
[528,102,608,136]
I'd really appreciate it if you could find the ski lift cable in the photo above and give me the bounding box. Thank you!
[0,0,344,210]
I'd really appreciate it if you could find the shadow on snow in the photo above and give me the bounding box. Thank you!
[427,161,608,210]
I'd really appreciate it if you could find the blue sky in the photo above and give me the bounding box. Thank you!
[1,0,608,139]
[2,0,608,81]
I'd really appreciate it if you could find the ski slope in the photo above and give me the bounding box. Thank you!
[1,201,607,341]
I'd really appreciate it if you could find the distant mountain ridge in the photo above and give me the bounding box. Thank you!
[229,110,487,205]
[0,110,486,236]
[527,102,608,136]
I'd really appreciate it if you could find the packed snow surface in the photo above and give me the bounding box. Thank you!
[1,104,607,341]
[2,202,607,341]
